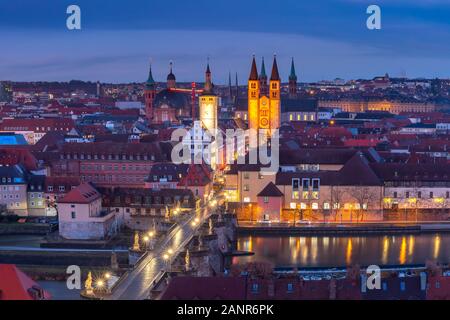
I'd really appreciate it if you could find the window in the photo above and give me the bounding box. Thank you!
[292,178,300,190]
[324,202,330,210]
[71,211,76,219]
[263,196,269,203]
[418,191,422,199]
[302,191,309,200]
[302,178,309,191]
[429,192,433,199]
[244,184,249,191]
[447,192,450,199]
[311,203,318,210]
[405,191,409,198]
[400,282,406,291]
[287,283,294,293]
[312,178,320,191]
[243,172,250,179]
[251,283,259,293]
[59,186,65,192]
[393,192,397,198]
[292,191,299,200]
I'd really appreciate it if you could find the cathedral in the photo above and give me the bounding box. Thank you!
[247,55,281,135]
[144,62,192,125]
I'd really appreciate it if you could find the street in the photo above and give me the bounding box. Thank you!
[107,196,220,300]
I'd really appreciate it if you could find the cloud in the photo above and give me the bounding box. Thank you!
[1,29,449,82]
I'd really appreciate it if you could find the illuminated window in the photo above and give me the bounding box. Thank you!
[311,203,318,210]
[302,191,309,200]
[292,191,299,199]
[243,197,250,203]
[324,202,330,210]
[311,191,319,200]
[290,202,296,209]
[289,114,293,121]
[297,114,301,121]
[300,203,306,209]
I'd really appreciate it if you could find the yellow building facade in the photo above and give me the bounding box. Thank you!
[248,56,281,136]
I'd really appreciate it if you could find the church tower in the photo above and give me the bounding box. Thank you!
[167,61,176,89]
[288,57,298,99]
[248,56,260,133]
[199,61,218,131]
[269,55,281,133]
[259,57,268,96]
[144,62,156,121]
[247,55,280,135]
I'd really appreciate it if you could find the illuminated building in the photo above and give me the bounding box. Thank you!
[199,62,218,132]
[247,55,280,136]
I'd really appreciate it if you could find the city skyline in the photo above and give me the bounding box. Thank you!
[1,0,450,82]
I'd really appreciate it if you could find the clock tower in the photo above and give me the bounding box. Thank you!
[199,62,218,132]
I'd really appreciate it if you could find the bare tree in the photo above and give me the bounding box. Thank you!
[329,185,345,222]
[350,186,379,222]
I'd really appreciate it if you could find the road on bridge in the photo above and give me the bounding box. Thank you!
[107,196,222,300]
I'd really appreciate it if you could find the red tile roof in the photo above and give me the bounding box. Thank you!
[0,264,51,300]
[161,277,246,300]
[59,182,100,204]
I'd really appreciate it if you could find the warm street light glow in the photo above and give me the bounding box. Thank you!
[96,280,104,288]
[194,217,200,223]
[148,231,154,238]
[167,248,174,255]
[104,272,111,279]
[191,221,197,227]
[143,236,149,242]
[163,254,169,260]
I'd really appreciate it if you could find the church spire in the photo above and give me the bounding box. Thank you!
[270,55,280,81]
[289,57,297,81]
[259,57,267,80]
[288,57,297,99]
[228,71,232,97]
[249,55,258,81]
[235,72,239,98]
[203,58,213,94]
[146,61,156,88]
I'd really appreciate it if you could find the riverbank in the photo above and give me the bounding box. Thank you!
[237,222,450,236]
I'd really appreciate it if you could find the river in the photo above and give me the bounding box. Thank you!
[234,233,450,268]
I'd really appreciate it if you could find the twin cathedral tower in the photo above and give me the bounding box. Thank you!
[144,55,297,135]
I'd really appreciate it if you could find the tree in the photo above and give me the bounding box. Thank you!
[350,186,379,222]
[329,185,345,222]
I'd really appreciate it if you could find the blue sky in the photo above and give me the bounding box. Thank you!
[1,0,450,83]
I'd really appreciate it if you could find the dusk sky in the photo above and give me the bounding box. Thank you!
[1,0,450,83]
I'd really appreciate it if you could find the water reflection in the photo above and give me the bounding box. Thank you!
[236,233,449,268]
